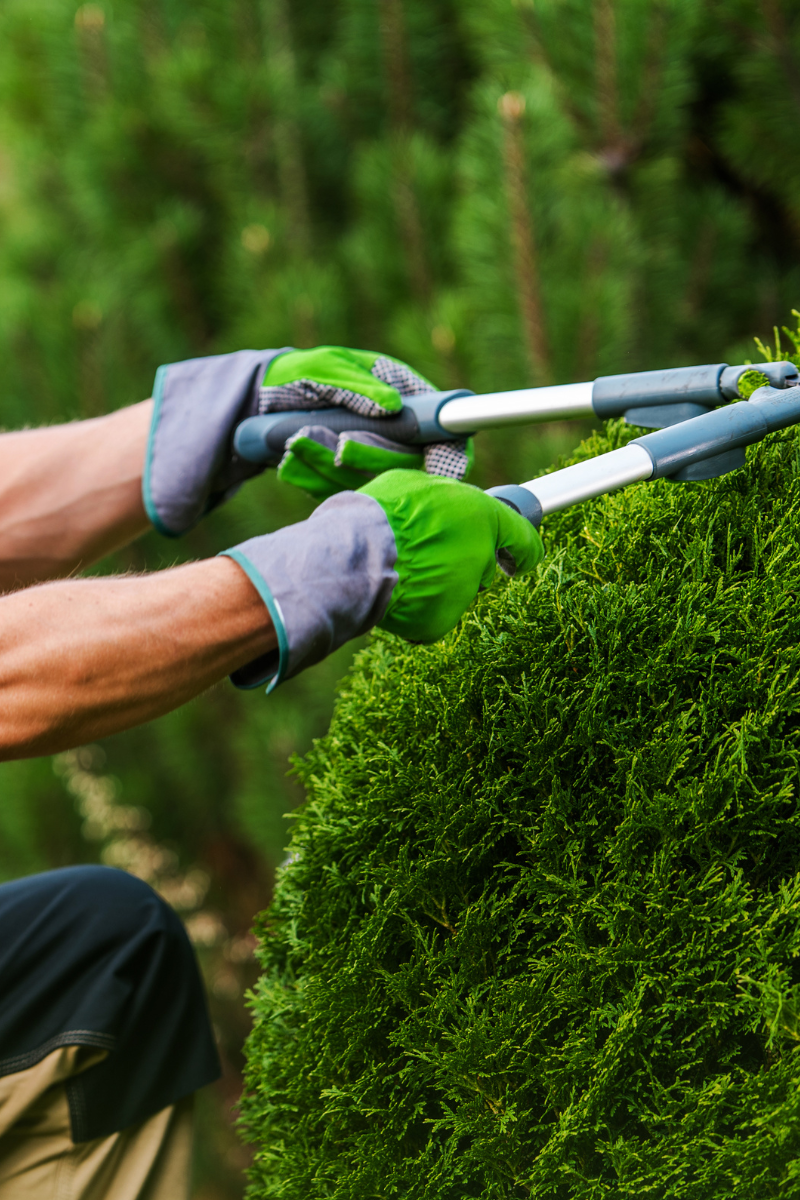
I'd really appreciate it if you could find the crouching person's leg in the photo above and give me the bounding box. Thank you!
[0,866,220,1198]
[0,1047,194,1198]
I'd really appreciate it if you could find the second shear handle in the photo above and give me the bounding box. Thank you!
[488,384,800,527]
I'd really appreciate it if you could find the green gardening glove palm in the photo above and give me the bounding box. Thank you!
[258,345,473,500]
[360,470,544,643]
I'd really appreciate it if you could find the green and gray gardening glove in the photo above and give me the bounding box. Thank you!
[142,343,471,537]
[259,346,474,499]
[221,469,543,691]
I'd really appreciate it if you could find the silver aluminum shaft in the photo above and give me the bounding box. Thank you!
[438,381,595,434]
[521,443,654,516]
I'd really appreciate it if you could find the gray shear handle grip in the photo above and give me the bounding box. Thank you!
[592,364,727,418]
[633,385,800,479]
[233,389,474,465]
[485,484,543,528]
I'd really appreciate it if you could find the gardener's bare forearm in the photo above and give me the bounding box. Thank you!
[0,400,153,591]
[0,557,275,760]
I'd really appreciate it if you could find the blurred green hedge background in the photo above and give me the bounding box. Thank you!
[1,0,799,1194]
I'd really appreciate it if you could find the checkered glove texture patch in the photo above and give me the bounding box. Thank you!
[423,441,471,480]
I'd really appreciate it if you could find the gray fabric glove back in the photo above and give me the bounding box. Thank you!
[223,492,398,689]
[143,348,287,537]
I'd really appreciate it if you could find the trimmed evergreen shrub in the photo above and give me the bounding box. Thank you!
[243,372,800,1198]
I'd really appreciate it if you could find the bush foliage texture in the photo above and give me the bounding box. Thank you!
[244,366,800,1198]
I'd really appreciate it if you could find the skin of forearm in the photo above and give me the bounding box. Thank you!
[0,400,153,591]
[0,557,276,760]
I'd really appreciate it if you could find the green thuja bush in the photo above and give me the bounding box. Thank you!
[243,386,800,1197]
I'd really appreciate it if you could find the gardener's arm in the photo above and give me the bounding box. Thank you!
[0,556,276,760]
[0,341,475,591]
[0,401,153,591]
[0,472,543,763]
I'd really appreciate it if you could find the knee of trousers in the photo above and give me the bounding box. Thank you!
[0,864,198,1009]
[0,865,220,1142]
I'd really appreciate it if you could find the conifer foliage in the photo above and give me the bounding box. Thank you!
[3,0,800,1192]
[243,356,800,1196]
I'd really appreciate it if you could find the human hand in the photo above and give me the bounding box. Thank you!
[261,346,473,500]
[222,469,542,690]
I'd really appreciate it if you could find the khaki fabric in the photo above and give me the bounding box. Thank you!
[0,1047,193,1200]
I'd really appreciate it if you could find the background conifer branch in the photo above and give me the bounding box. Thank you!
[379,0,433,305]
[498,90,551,385]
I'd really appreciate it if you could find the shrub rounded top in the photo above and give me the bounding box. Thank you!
[244,415,800,1199]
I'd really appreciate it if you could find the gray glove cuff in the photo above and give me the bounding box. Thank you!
[144,348,290,536]
[220,492,398,692]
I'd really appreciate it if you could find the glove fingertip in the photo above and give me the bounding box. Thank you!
[496,547,517,577]
[494,502,545,575]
